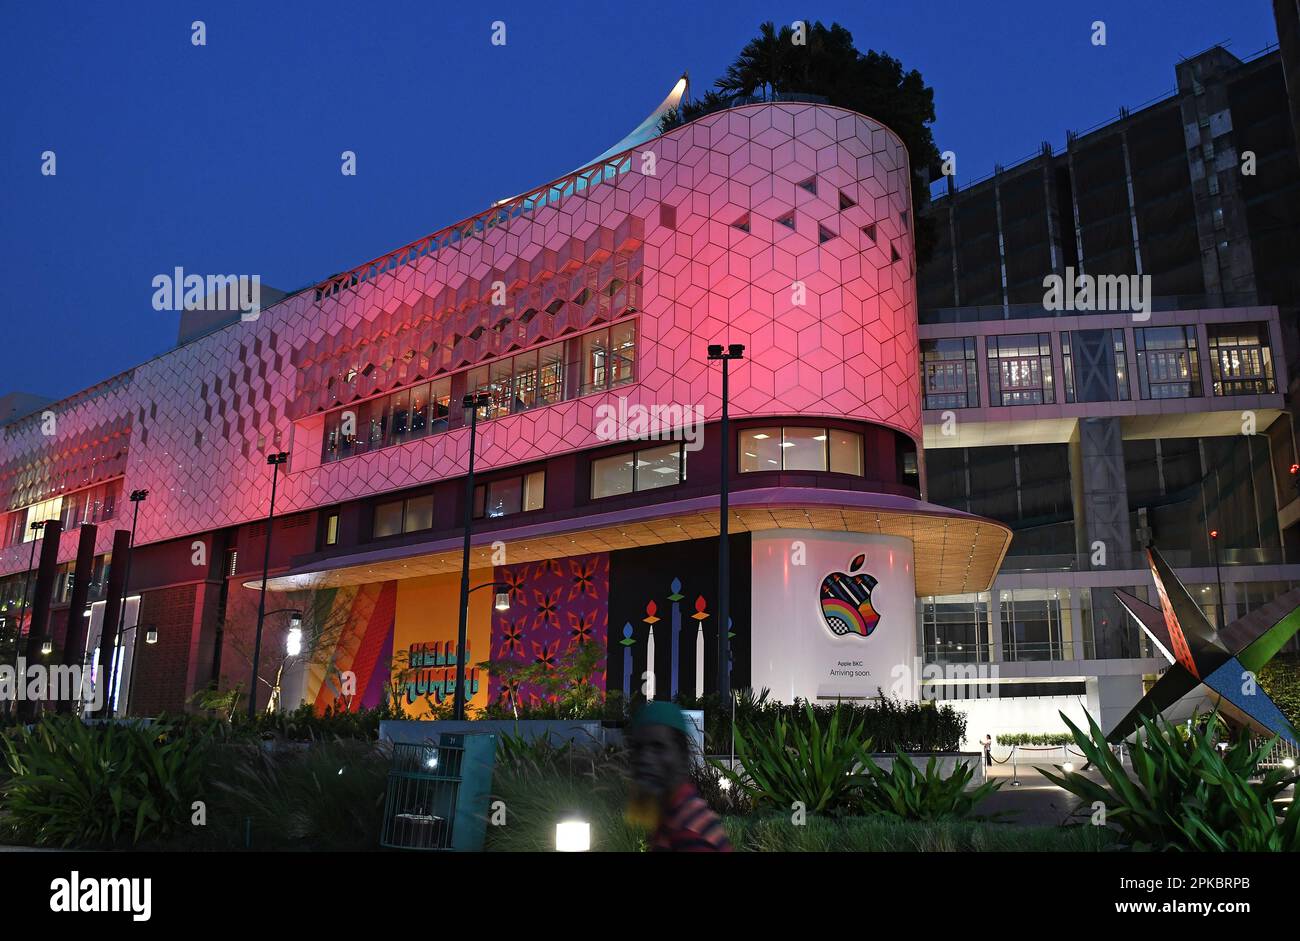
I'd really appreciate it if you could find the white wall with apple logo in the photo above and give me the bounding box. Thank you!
[750,530,917,704]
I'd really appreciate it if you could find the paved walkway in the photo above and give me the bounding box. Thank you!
[974,761,1099,826]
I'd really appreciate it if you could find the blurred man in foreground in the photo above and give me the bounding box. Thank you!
[627,701,732,852]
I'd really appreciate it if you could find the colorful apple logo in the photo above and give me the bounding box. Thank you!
[819,553,880,638]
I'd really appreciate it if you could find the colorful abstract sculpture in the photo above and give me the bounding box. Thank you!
[1111,545,1300,746]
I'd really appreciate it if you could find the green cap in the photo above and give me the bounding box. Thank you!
[629,700,689,736]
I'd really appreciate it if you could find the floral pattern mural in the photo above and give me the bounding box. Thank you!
[489,553,609,707]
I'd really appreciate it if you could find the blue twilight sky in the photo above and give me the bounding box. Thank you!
[0,0,1281,399]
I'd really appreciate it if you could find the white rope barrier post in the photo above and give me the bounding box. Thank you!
[1009,745,1021,787]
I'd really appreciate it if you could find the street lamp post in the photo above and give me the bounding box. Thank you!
[453,393,491,721]
[249,452,289,721]
[120,622,159,717]
[707,343,744,707]
[257,607,302,714]
[102,489,147,718]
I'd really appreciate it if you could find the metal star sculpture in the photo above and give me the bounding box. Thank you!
[1111,545,1300,746]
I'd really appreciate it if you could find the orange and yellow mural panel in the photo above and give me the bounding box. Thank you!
[391,570,493,718]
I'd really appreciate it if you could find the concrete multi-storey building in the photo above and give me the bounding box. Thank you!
[916,42,1300,738]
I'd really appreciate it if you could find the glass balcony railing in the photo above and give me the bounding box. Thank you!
[923,640,1105,664]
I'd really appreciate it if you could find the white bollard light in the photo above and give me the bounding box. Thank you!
[555,820,590,852]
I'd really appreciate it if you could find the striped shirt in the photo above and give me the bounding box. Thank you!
[649,781,733,852]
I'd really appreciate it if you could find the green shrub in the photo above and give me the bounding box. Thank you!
[996,732,1073,747]
[687,689,966,755]
[723,815,1117,852]
[0,715,216,848]
[478,641,610,720]
[232,702,401,741]
[857,752,999,821]
[486,736,642,852]
[719,703,873,815]
[1040,711,1300,852]
[202,738,390,851]
[690,756,754,816]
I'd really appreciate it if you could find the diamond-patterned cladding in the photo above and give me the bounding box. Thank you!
[0,103,921,578]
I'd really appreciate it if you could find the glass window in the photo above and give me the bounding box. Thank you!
[592,444,684,498]
[429,378,451,434]
[581,328,610,395]
[782,427,827,472]
[523,470,545,511]
[609,321,636,388]
[336,407,356,459]
[987,333,1054,405]
[313,322,636,463]
[1136,326,1201,399]
[325,513,339,546]
[485,478,522,518]
[828,430,863,475]
[1207,322,1276,395]
[389,388,411,443]
[537,342,565,406]
[512,349,538,413]
[373,501,403,538]
[478,358,508,419]
[354,400,375,455]
[24,498,61,539]
[738,426,865,476]
[408,382,430,437]
[404,495,434,533]
[921,337,979,409]
[473,471,545,519]
[635,443,685,491]
[592,452,635,498]
[466,365,491,420]
[739,428,782,472]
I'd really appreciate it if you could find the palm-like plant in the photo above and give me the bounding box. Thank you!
[716,21,786,100]
[717,702,872,815]
[1039,711,1300,851]
[857,752,999,821]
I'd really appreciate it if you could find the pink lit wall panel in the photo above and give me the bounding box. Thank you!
[0,103,917,577]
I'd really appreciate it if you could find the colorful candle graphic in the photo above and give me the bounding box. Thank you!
[692,595,710,697]
[643,600,660,701]
[668,578,683,699]
[619,623,635,701]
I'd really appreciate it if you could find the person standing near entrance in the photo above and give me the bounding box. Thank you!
[982,734,993,767]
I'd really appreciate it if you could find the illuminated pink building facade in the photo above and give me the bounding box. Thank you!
[0,102,1009,717]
